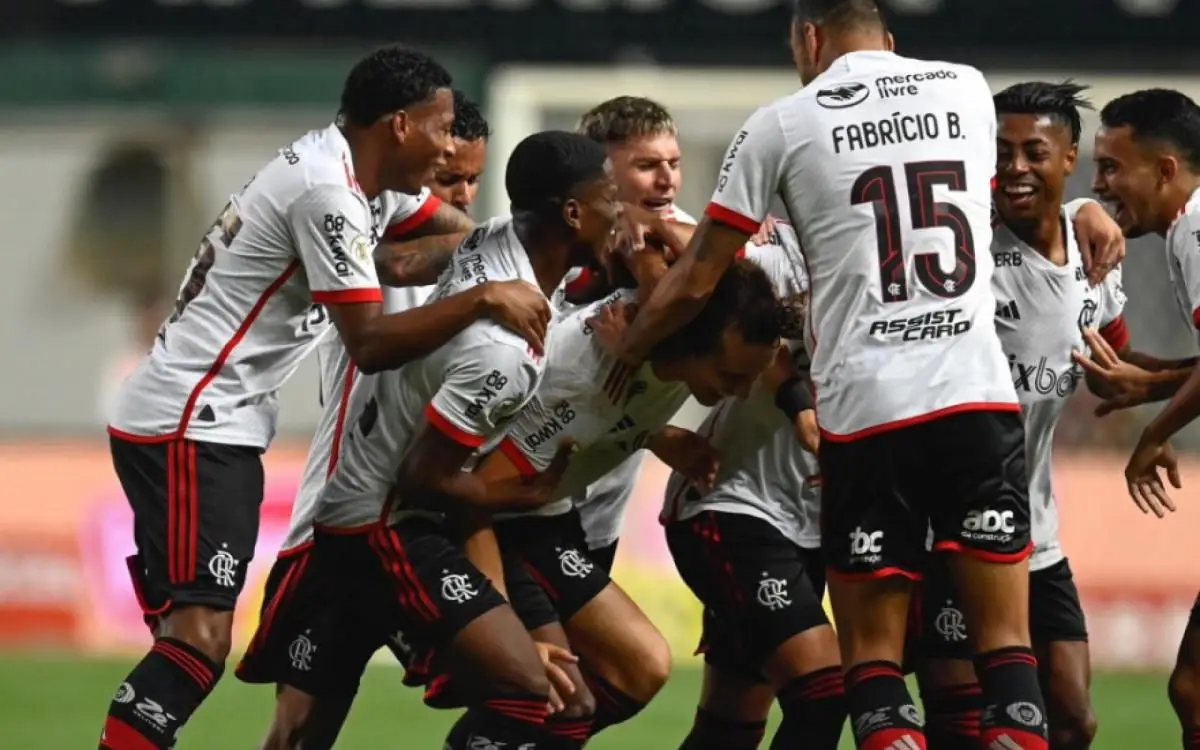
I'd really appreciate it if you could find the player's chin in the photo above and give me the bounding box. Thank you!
[692,388,722,407]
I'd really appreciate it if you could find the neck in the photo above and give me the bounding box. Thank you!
[649,359,678,383]
[1155,176,1200,236]
[1007,206,1066,265]
[821,29,888,67]
[512,214,573,297]
[339,125,382,199]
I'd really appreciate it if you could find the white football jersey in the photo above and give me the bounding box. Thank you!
[314,218,548,529]
[280,193,440,553]
[553,204,698,548]
[709,51,1017,439]
[1165,187,1200,343]
[991,207,1127,571]
[110,125,426,449]
[497,288,692,522]
[661,228,817,547]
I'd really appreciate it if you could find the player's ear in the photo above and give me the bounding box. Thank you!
[390,111,410,143]
[884,31,895,51]
[1064,144,1079,175]
[1157,153,1180,186]
[563,198,583,231]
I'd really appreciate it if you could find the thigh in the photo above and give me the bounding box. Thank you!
[499,511,611,622]
[925,411,1031,564]
[818,431,925,580]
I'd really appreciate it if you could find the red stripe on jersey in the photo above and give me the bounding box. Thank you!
[384,196,443,239]
[819,402,1020,443]
[704,202,761,235]
[424,404,487,447]
[326,363,358,477]
[312,288,383,305]
[1193,306,1200,330]
[564,267,595,298]
[1099,315,1130,351]
[498,437,538,478]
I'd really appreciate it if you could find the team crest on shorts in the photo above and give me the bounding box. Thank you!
[440,570,479,604]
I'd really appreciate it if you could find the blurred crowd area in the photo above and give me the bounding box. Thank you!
[2,0,1200,455]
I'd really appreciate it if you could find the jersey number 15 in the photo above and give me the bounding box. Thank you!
[851,160,976,303]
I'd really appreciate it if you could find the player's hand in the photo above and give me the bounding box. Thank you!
[795,409,820,455]
[1072,200,1125,286]
[1071,328,1153,415]
[612,203,688,261]
[1124,435,1181,518]
[532,641,578,713]
[750,215,779,246]
[480,280,552,356]
[587,300,638,402]
[648,426,720,491]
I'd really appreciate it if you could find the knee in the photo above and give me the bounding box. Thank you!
[164,606,234,663]
[619,631,672,702]
[1169,664,1200,725]
[1049,707,1097,750]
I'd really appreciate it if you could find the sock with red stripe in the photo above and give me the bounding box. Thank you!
[770,666,847,749]
[443,695,553,750]
[974,647,1049,749]
[844,661,926,750]
[921,682,981,749]
[585,672,649,736]
[99,638,223,749]
[678,708,766,750]
[542,714,593,748]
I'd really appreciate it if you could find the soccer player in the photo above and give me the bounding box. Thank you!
[609,1,1052,747]
[99,47,550,750]
[309,130,620,750]
[235,91,498,750]
[660,233,847,750]
[914,82,1128,750]
[475,254,783,742]
[1079,88,1200,750]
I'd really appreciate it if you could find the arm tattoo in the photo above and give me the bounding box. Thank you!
[377,233,466,287]
[406,202,474,239]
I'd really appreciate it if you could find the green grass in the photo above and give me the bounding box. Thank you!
[0,652,1178,748]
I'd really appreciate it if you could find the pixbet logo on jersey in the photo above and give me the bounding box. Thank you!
[1008,354,1080,397]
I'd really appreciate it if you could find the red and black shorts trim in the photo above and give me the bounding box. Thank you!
[666,510,829,682]
[110,435,264,622]
[819,410,1031,580]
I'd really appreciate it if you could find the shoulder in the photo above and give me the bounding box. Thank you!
[1168,199,1200,258]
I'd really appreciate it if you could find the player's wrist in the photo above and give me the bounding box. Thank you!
[775,375,813,421]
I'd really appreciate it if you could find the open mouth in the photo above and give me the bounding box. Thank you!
[1108,199,1129,224]
[1000,184,1037,207]
[641,197,673,212]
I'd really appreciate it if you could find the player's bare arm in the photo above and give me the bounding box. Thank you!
[646,426,719,491]
[325,281,550,372]
[1068,198,1126,283]
[1076,329,1195,410]
[616,216,752,364]
[375,201,475,287]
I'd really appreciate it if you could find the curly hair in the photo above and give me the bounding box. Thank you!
[340,46,453,127]
[452,90,490,142]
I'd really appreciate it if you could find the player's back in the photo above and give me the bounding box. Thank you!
[776,52,1015,438]
[316,218,547,529]
[110,124,380,449]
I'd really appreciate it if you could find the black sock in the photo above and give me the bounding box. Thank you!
[584,672,648,736]
[679,708,766,750]
[444,695,552,750]
[771,666,847,750]
[974,647,1049,749]
[922,682,981,749]
[100,638,223,749]
[844,661,926,750]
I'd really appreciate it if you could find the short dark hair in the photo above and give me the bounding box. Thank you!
[505,131,609,216]
[792,0,886,31]
[452,90,490,143]
[577,97,677,145]
[651,259,782,362]
[994,81,1093,146]
[339,46,453,128]
[1100,89,1200,172]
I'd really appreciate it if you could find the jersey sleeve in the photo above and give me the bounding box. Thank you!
[1096,264,1130,350]
[705,104,788,235]
[383,188,442,239]
[497,392,614,477]
[425,342,541,448]
[289,184,382,304]
[1171,212,1200,331]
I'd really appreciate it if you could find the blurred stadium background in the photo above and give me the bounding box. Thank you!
[2,0,1199,747]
